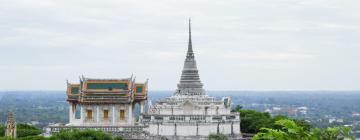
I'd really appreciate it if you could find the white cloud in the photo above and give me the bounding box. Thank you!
[0,0,359,90]
[222,52,314,61]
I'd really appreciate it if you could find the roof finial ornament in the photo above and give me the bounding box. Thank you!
[145,78,149,91]
[131,76,136,89]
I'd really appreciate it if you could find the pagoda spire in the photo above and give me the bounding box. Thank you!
[175,19,205,96]
[187,18,193,54]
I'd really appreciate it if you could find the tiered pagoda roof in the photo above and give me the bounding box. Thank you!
[66,75,148,104]
[175,19,205,96]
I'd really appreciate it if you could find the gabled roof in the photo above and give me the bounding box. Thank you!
[66,75,148,104]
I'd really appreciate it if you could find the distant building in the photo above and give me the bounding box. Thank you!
[336,119,344,123]
[329,118,336,123]
[265,109,272,113]
[352,112,360,117]
[5,112,16,138]
[287,108,297,116]
[297,106,308,110]
[272,107,281,111]
[27,121,39,126]
[141,20,241,138]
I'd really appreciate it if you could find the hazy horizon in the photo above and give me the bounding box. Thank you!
[1,0,359,91]
[1,90,360,93]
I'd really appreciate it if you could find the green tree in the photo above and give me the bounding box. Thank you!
[49,129,117,140]
[16,124,42,138]
[0,129,125,140]
[0,125,5,137]
[0,124,44,140]
[113,136,124,140]
[0,137,12,140]
[236,109,311,134]
[310,127,354,140]
[240,110,273,133]
[231,105,242,112]
[208,134,228,140]
[294,119,311,132]
[253,119,354,140]
[17,136,47,140]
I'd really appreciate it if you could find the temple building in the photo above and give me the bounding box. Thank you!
[141,20,241,138]
[49,20,242,139]
[65,76,148,127]
[48,75,149,138]
[5,112,16,138]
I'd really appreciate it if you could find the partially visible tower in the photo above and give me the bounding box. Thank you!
[5,112,16,138]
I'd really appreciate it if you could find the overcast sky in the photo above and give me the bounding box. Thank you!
[0,0,359,91]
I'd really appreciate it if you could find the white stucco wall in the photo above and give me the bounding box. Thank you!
[69,104,134,126]
[159,124,175,136]
[198,124,218,136]
[176,124,197,136]
[148,122,239,136]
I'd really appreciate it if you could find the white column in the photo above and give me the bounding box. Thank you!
[69,103,73,124]
[80,105,84,124]
[96,106,100,124]
[112,105,115,125]
[128,104,133,125]
[72,104,77,123]
[140,101,145,114]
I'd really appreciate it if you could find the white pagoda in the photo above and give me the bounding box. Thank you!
[141,20,241,138]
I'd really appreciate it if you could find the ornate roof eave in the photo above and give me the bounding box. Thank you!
[81,75,133,82]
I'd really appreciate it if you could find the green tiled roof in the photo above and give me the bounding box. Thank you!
[71,87,79,94]
[87,83,128,90]
[224,98,229,107]
[136,86,143,93]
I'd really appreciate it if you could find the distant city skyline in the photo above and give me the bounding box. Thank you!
[0,0,359,90]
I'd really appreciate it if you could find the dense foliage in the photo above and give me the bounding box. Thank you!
[0,129,124,140]
[49,129,124,140]
[17,124,42,138]
[239,109,310,134]
[208,134,228,140]
[253,119,354,140]
[0,124,41,138]
[0,125,4,137]
[232,108,355,140]
[50,129,113,140]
